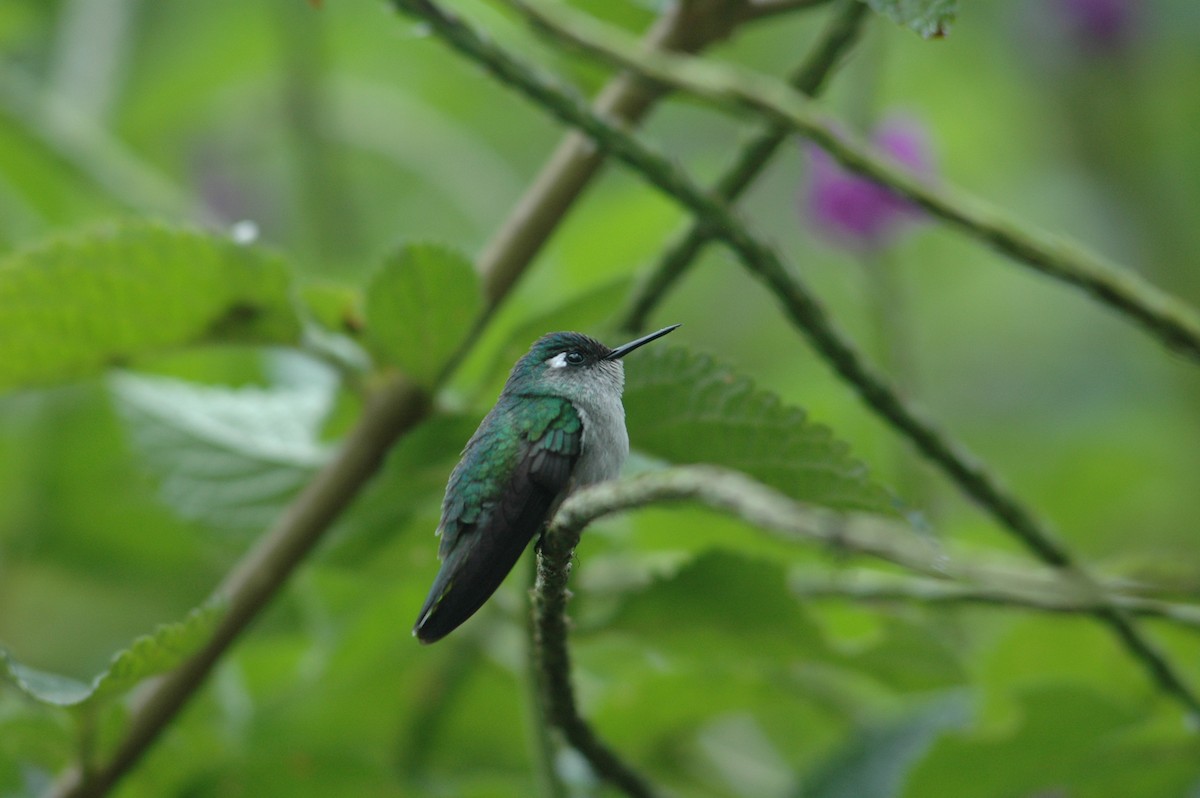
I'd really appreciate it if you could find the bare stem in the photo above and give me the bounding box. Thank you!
[524,551,569,798]
[477,0,758,308]
[789,571,1200,630]
[622,0,869,331]
[534,510,660,798]
[548,466,937,569]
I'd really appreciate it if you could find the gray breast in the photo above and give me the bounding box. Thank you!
[571,393,629,487]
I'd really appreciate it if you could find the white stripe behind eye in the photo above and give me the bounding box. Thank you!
[547,352,568,369]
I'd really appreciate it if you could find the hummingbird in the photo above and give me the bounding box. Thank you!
[413,324,680,643]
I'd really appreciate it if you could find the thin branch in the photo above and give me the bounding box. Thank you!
[555,467,948,575]
[476,0,759,308]
[789,571,1200,630]
[388,0,1200,717]
[540,467,1110,599]
[534,522,660,798]
[524,552,569,798]
[621,0,868,332]
[508,0,1200,365]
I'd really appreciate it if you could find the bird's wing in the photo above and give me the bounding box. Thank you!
[413,397,582,643]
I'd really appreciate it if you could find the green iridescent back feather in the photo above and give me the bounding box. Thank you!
[438,394,581,557]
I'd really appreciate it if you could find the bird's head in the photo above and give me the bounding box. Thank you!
[503,325,679,402]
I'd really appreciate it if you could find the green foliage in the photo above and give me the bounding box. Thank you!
[3,0,1200,797]
[861,0,957,38]
[365,243,482,386]
[608,551,829,657]
[0,222,300,392]
[300,281,364,336]
[902,684,1200,798]
[111,364,334,532]
[0,603,222,709]
[624,347,898,515]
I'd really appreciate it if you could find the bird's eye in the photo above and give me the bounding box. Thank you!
[565,351,585,365]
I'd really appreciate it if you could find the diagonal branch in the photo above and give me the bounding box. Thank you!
[546,469,1200,635]
[389,0,1200,718]
[508,0,1200,365]
[622,0,869,332]
[789,571,1200,630]
[479,0,782,309]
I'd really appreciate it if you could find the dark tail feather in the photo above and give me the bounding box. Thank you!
[412,525,537,644]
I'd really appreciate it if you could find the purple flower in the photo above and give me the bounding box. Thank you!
[1053,0,1140,54]
[802,115,934,253]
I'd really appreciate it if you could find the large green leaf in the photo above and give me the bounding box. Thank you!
[0,221,301,391]
[364,242,482,386]
[112,360,334,533]
[0,603,223,709]
[623,347,898,515]
[861,0,956,38]
[902,685,1158,798]
[606,551,827,655]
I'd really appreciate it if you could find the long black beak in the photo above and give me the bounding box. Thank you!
[604,324,680,360]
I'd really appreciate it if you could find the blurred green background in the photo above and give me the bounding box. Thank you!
[3,0,1200,795]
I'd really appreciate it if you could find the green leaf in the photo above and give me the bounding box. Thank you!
[902,685,1143,798]
[861,0,957,38]
[624,347,898,515]
[0,662,90,707]
[843,619,968,692]
[606,551,827,658]
[88,603,224,705]
[300,280,364,336]
[0,603,224,709]
[364,243,482,386]
[0,221,301,392]
[112,361,334,532]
